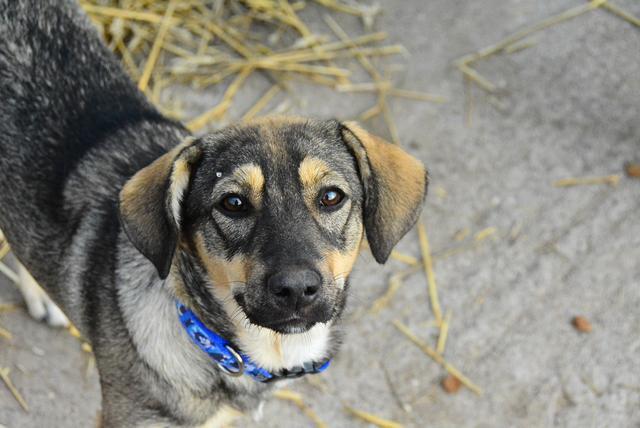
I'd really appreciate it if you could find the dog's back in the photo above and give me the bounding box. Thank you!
[0,0,187,321]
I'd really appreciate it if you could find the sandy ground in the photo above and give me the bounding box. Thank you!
[1,0,640,427]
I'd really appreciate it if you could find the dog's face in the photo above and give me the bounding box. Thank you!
[119,118,427,335]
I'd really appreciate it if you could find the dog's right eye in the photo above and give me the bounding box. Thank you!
[218,194,250,216]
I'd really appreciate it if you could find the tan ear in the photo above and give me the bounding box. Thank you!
[119,138,201,279]
[341,121,428,263]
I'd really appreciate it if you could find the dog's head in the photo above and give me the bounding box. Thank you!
[119,118,427,336]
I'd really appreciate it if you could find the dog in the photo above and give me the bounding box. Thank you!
[0,1,428,426]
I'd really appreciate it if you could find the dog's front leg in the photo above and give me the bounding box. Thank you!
[16,262,69,327]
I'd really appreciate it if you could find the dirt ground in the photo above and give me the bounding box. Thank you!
[1,0,640,427]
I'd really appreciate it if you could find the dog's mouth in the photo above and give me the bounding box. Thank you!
[233,293,328,334]
[258,315,316,334]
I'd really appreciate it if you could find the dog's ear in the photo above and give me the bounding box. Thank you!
[119,138,201,279]
[340,121,428,263]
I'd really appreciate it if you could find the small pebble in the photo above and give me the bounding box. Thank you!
[572,316,592,333]
[31,346,45,357]
[442,375,462,394]
[625,163,640,178]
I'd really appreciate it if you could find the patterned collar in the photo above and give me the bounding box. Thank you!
[176,301,331,383]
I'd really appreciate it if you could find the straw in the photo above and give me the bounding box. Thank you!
[187,66,254,132]
[417,222,443,326]
[0,367,29,411]
[393,320,482,396]
[273,389,328,428]
[553,174,620,187]
[137,0,177,92]
[436,310,452,355]
[343,405,403,428]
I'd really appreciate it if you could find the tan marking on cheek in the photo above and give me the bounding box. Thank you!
[325,238,363,283]
[194,233,250,291]
[232,163,265,206]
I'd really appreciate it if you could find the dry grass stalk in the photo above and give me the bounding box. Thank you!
[417,222,443,326]
[343,405,403,428]
[0,367,29,412]
[388,88,447,103]
[187,66,254,132]
[389,250,420,266]
[85,355,96,380]
[0,261,19,285]
[381,96,400,145]
[273,389,328,428]
[79,3,179,24]
[242,84,281,122]
[369,266,421,314]
[503,40,537,54]
[0,325,12,341]
[457,0,607,92]
[553,174,620,188]
[337,82,446,103]
[359,103,382,121]
[324,14,403,143]
[81,1,421,132]
[453,228,471,242]
[137,0,178,92]
[474,227,497,242]
[436,310,452,355]
[0,303,20,313]
[0,244,10,261]
[392,320,482,396]
[600,2,640,27]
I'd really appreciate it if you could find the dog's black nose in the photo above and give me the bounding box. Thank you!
[267,268,321,308]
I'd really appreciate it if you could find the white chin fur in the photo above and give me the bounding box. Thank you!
[238,319,331,371]
[217,287,332,372]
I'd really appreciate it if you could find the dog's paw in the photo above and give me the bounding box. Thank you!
[17,264,69,328]
[30,294,69,328]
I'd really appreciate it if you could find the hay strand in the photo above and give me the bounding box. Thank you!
[273,389,328,428]
[436,310,452,355]
[393,320,482,396]
[417,222,443,326]
[137,0,177,92]
[369,266,421,314]
[0,367,29,412]
[242,84,281,122]
[187,66,254,132]
[343,405,403,428]
[0,325,12,341]
[553,174,620,188]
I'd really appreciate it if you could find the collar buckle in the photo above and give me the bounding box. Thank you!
[216,344,245,377]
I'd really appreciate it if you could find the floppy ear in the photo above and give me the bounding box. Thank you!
[340,121,428,264]
[118,138,201,279]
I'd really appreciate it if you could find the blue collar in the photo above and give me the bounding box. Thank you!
[176,301,331,383]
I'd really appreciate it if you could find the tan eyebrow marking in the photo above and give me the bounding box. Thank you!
[232,163,265,203]
[298,157,331,189]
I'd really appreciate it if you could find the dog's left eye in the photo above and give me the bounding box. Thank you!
[319,188,345,209]
[219,194,250,216]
